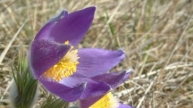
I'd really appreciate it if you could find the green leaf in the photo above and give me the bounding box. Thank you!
[10,53,38,108]
[40,94,69,108]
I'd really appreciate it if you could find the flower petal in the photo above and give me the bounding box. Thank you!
[35,10,68,40]
[76,48,126,77]
[59,76,95,88]
[59,76,110,99]
[30,39,70,78]
[118,104,133,108]
[49,6,96,45]
[79,95,102,108]
[39,79,85,102]
[79,98,133,108]
[80,81,110,99]
[92,71,131,89]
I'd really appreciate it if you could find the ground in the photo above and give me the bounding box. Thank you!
[0,0,193,108]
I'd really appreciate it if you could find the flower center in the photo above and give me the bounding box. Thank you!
[43,41,79,82]
[89,92,119,108]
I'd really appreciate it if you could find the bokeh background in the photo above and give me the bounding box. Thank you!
[1,0,193,108]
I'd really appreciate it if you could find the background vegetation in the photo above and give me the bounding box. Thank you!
[0,0,193,108]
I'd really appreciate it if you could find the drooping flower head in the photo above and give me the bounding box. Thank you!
[30,6,131,102]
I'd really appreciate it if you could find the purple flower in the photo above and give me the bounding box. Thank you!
[29,6,130,102]
[79,92,133,108]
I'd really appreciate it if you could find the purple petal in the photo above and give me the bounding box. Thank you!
[119,104,133,108]
[76,48,126,77]
[35,10,68,41]
[80,81,110,99]
[29,39,70,78]
[80,99,133,108]
[79,95,102,108]
[92,71,131,89]
[59,76,95,88]
[39,79,85,102]
[59,76,110,99]
[49,6,96,45]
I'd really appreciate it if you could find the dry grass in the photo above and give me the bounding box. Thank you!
[0,0,193,108]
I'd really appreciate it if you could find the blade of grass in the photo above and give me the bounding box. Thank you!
[0,19,27,64]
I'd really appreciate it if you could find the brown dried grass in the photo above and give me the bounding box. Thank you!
[0,0,193,108]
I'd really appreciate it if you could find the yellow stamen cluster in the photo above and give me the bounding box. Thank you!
[89,92,119,108]
[43,41,79,82]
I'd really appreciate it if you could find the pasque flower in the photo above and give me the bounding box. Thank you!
[30,6,131,102]
[79,92,133,108]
